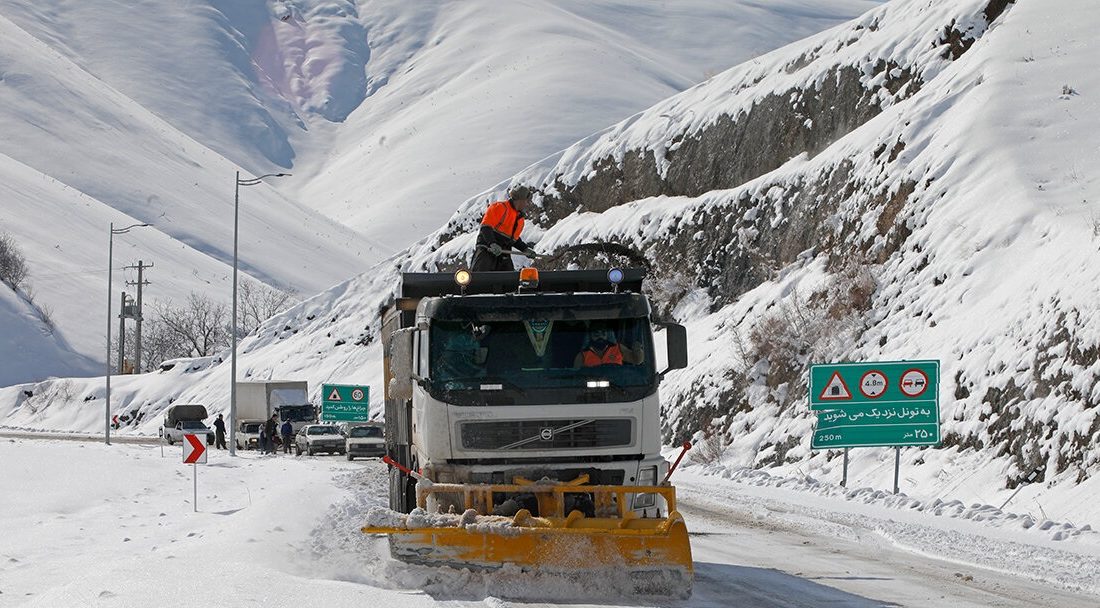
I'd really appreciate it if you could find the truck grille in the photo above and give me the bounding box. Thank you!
[460,419,632,451]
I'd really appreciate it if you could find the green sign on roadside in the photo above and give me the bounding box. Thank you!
[809,360,940,449]
[321,383,369,422]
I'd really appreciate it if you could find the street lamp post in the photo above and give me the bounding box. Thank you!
[106,222,150,445]
[230,171,289,456]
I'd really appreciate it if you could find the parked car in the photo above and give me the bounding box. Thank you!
[236,421,262,451]
[163,419,214,445]
[161,404,214,445]
[345,424,385,460]
[294,424,345,456]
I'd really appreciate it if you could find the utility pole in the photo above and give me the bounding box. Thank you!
[125,260,152,373]
[105,222,151,444]
[118,291,128,374]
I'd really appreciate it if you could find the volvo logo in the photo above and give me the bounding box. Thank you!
[539,428,554,441]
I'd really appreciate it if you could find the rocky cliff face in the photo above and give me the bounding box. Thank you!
[417,0,1100,490]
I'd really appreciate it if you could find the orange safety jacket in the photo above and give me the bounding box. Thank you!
[481,201,524,242]
[581,344,624,367]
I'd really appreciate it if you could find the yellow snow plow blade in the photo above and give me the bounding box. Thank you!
[362,480,692,596]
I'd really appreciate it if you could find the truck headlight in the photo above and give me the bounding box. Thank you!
[633,466,657,509]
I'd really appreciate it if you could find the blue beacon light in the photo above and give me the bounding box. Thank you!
[608,268,625,291]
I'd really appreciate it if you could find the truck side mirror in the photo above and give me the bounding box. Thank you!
[389,327,416,401]
[660,323,688,377]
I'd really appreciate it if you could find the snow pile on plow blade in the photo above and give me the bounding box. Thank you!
[363,481,693,597]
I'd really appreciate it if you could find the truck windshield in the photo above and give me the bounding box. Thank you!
[429,317,655,405]
[278,404,315,422]
[269,388,308,406]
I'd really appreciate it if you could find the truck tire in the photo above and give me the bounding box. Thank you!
[388,464,418,513]
[388,466,405,511]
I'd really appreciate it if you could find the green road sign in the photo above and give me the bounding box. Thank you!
[321,383,369,422]
[809,360,940,449]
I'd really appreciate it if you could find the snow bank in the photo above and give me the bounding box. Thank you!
[695,463,1097,544]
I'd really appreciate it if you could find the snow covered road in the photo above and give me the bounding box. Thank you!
[677,473,1100,607]
[3,439,1098,607]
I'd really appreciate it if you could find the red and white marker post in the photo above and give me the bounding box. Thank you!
[183,434,207,512]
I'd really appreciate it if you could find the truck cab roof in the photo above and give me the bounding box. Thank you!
[400,268,645,298]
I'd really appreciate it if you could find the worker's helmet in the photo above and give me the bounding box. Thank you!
[508,185,532,202]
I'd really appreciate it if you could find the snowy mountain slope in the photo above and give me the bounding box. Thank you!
[0,150,332,387]
[294,0,884,251]
[0,0,311,170]
[0,10,387,382]
[0,0,883,255]
[0,0,881,382]
[0,286,97,384]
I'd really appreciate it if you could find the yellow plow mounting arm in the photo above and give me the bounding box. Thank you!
[363,481,692,597]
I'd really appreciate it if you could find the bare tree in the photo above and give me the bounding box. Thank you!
[0,232,29,290]
[237,281,297,336]
[109,282,296,372]
[115,315,191,372]
[156,292,231,357]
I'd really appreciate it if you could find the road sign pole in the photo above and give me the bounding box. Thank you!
[842,448,849,488]
[182,433,207,511]
[893,446,900,494]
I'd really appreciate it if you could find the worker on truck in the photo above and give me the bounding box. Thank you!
[574,323,645,368]
[471,186,538,271]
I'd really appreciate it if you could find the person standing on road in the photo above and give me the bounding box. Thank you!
[213,414,227,450]
[471,186,539,271]
[263,414,278,455]
[280,419,293,454]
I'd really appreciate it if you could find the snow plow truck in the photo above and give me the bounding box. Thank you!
[362,267,693,596]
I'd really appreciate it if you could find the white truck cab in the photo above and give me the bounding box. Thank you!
[382,268,687,516]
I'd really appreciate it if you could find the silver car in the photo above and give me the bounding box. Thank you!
[345,424,385,460]
[294,424,345,456]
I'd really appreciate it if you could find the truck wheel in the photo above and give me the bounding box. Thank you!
[388,465,418,513]
[388,467,405,511]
